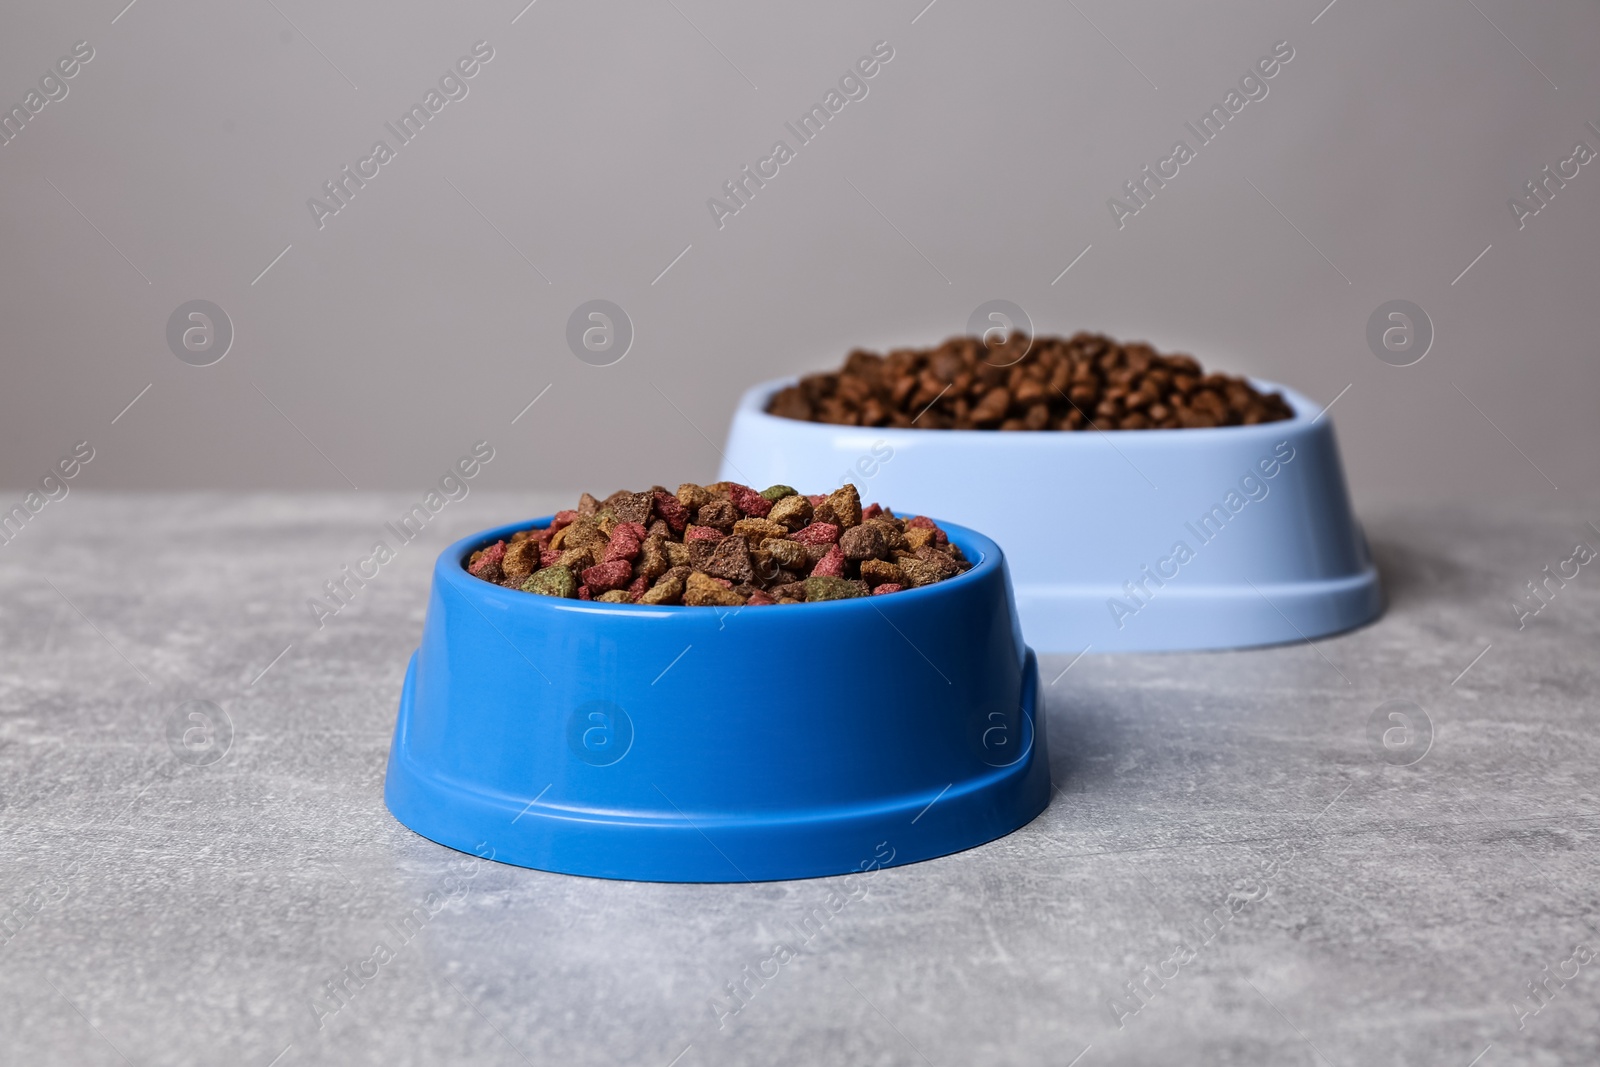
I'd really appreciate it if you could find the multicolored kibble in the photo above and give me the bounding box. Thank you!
[463,483,970,606]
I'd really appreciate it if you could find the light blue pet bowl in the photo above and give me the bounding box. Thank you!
[383,517,1051,882]
[719,377,1382,653]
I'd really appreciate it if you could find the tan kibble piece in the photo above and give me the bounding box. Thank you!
[556,546,594,571]
[638,535,670,583]
[824,484,862,529]
[761,537,808,571]
[859,559,903,587]
[903,527,936,551]
[562,517,609,556]
[768,494,813,530]
[911,546,960,580]
[896,556,946,587]
[639,572,686,605]
[733,518,789,542]
[501,539,541,581]
[684,571,746,607]
[677,483,711,509]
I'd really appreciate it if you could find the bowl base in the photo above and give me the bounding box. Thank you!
[385,651,1053,883]
[1014,566,1383,653]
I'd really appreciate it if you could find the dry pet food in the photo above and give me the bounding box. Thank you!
[465,483,970,605]
[767,332,1293,430]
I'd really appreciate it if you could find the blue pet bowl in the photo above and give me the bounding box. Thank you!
[383,517,1051,882]
[720,376,1382,653]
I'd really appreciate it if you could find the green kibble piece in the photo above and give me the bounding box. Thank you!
[804,575,865,602]
[522,565,577,598]
[760,484,798,502]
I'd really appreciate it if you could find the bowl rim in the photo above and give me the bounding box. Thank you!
[733,374,1324,443]
[439,513,1003,617]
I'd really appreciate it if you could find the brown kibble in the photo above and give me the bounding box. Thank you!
[903,526,936,551]
[859,559,903,587]
[687,537,720,571]
[611,491,654,526]
[677,483,712,509]
[971,387,1011,423]
[694,499,738,530]
[911,545,960,581]
[765,333,1292,431]
[839,522,885,562]
[896,556,947,587]
[501,539,541,581]
[701,534,755,583]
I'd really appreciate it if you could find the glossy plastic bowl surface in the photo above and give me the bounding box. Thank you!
[719,377,1382,653]
[383,517,1051,882]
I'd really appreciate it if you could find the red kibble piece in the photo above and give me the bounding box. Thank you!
[907,516,935,530]
[540,546,560,568]
[727,483,773,518]
[806,494,827,507]
[652,489,689,532]
[792,521,841,546]
[577,585,592,600]
[604,524,643,563]
[468,541,506,576]
[871,583,904,595]
[934,528,948,545]
[628,574,651,598]
[811,544,845,578]
[551,510,579,531]
[685,525,723,541]
[710,575,734,589]
[581,559,634,593]
[862,503,883,520]
[746,590,776,606]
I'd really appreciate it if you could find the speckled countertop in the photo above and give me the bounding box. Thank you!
[1,493,1595,1066]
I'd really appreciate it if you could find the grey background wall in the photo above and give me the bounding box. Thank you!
[1,0,1594,504]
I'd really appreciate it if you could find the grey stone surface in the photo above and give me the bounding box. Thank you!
[1,492,1596,1067]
